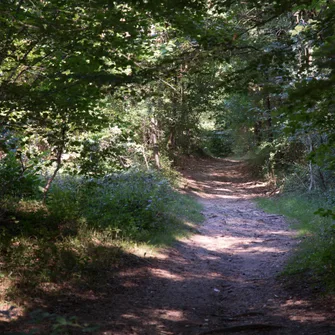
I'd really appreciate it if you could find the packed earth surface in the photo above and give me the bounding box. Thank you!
[2,158,335,334]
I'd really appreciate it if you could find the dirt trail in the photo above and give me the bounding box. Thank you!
[6,158,334,334]
[92,157,334,335]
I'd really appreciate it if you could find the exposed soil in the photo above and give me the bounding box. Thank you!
[2,157,335,334]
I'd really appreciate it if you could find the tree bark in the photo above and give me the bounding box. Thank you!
[43,127,66,203]
[307,135,315,192]
[266,95,273,142]
[254,121,262,145]
[151,117,161,169]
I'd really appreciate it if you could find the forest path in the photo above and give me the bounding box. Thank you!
[92,157,335,335]
[37,157,335,335]
[165,157,335,334]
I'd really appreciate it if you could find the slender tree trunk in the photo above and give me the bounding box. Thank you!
[167,130,176,150]
[308,160,315,191]
[43,127,66,203]
[266,95,273,142]
[307,135,315,192]
[142,146,149,170]
[254,121,262,145]
[142,120,150,169]
[315,134,327,191]
[151,117,160,169]
[318,167,327,191]
[43,145,63,203]
[169,74,179,153]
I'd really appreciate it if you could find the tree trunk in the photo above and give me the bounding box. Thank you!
[151,117,161,169]
[43,127,66,203]
[142,146,150,170]
[142,120,150,169]
[254,121,262,145]
[266,95,273,142]
[43,145,63,203]
[307,135,315,192]
[167,129,176,151]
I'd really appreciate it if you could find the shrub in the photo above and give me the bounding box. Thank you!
[257,194,335,292]
[80,170,176,237]
[0,169,202,304]
[46,170,183,239]
[202,130,233,157]
[0,152,42,199]
[47,175,84,223]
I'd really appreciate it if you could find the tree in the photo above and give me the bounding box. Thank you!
[0,0,208,196]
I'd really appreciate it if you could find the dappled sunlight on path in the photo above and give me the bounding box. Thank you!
[91,158,335,334]
[4,158,334,335]
[181,158,269,200]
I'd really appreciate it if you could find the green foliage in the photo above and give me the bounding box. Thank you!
[0,0,209,192]
[202,130,234,157]
[46,176,84,223]
[75,128,127,175]
[257,193,335,292]
[246,138,306,179]
[0,152,42,199]
[48,170,185,237]
[0,170,202,302]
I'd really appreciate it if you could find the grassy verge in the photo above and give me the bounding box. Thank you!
[256,193,335,292]
[0,170,203,307]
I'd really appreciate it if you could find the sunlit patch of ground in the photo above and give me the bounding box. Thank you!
[279,299,329,322]
[149,268,185,281]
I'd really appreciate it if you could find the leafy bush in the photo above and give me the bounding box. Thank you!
[47,175,84,223]
[280,164,311,192]
[256,194,335,292]
[244,138,306,181]
[0,169,202,304]
[79,170,176,237]
[46,169,198,240]
[202,130,233,157]
[0,152,42,199]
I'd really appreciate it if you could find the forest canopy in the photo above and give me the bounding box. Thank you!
[0,0,334,213]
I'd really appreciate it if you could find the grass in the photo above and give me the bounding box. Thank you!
[256,192,335,292]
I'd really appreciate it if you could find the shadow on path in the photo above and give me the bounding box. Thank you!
[2,158,335,334]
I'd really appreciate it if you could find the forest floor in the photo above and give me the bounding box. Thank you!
[2,157,335,334]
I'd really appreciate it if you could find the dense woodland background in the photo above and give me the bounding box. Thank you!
[0,0,335,332]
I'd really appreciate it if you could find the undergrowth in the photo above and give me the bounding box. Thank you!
[256,192,335,292]
[0,169,203,306]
